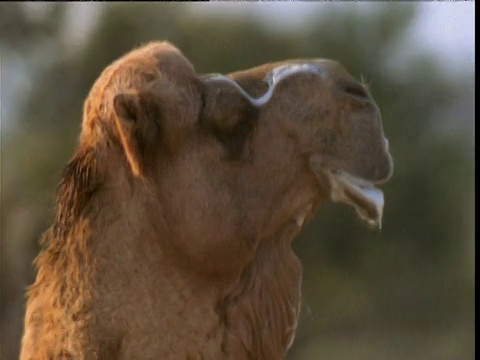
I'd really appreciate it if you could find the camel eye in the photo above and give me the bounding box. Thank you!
[142,73,156,83]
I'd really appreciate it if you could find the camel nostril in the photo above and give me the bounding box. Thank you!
[338,80,370,100]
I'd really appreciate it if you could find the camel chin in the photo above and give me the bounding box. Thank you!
[324,170,385,229]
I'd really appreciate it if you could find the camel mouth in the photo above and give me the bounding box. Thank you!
[325,170,385,229]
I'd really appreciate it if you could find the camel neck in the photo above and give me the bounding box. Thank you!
[215,222,303,358]
[88,215,303,358]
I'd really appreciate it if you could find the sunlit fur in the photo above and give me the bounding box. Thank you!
[20,41,392,359]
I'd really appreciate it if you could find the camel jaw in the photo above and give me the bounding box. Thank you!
[325,170,385,229]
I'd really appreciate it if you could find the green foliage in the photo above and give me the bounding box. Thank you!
[2,3,473,359]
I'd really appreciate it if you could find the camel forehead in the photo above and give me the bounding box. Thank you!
[233,58,348,82]
[260,61,334,105]
[267,61,329,85]
[205,59,345,107]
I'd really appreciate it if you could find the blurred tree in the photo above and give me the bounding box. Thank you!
[1,3,473,359]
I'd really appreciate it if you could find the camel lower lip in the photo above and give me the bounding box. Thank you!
[325,170,385,229]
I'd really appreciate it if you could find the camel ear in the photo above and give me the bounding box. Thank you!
[114,92,141,123]
[201,78,258,161]
[113,91,160,177]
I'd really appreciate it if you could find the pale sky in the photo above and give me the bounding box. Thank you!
[3,2,474,131]
[408,2,474,73]
[189,2,475,75]
[25,2,477,70]
[58,2,475,74]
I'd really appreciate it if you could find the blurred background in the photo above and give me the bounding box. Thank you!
[0,2,474,359]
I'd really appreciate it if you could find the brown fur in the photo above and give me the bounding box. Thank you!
[20,41,392,359]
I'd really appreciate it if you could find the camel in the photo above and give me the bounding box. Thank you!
[20,41,393,359]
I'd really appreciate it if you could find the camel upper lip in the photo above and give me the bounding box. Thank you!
[325,170,385,229]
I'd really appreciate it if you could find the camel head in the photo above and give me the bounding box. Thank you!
[205,59,393,230]
[81,41,393,275]
[20,41,395,359]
